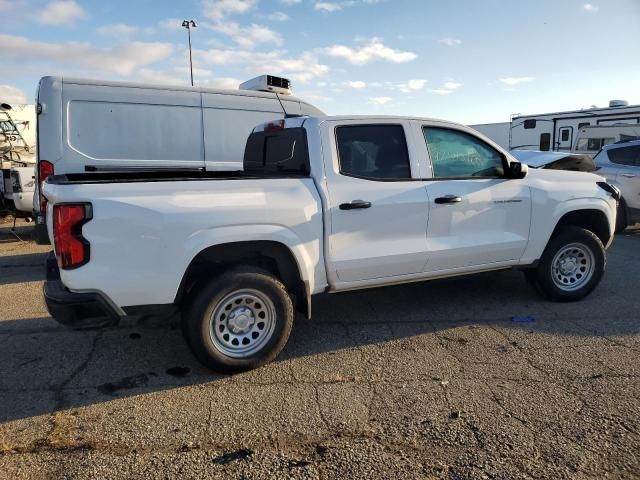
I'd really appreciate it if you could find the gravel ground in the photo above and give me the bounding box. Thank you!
[0,219,638,479]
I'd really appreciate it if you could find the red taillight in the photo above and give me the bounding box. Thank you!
[53,204,91,269]
[39,160,54,213]
[264,119,285,132]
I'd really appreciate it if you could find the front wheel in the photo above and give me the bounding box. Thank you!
[184,267,294,374]
[531,227,606,302]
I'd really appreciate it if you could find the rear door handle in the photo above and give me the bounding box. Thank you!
[622,173,636,178]
[434,195,462,204]
[339,200,372,210]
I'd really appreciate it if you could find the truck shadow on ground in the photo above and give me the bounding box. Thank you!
[0,252,49,285]
[1,261,638,425]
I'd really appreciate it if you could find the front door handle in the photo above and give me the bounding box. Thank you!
[339,200,372,210]
[622,173,636,178]
[434,195,462,204]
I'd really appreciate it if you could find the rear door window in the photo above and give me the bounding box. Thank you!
[336,125,411,180]
[608,145,640,166]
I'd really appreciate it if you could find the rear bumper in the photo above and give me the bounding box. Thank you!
[43,253,120,329]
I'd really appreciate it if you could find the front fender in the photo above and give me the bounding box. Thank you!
[520,197,616,263]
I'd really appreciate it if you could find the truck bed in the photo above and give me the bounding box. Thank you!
[43,176,325,307]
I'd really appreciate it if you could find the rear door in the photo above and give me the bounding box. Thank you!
[418,122,531,272]
[322,120,430,283]
[607,144,640,212]
[557,126,573,151]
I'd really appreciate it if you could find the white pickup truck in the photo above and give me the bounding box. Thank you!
[42,116,620,373]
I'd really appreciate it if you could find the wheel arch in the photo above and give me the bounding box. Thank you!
[176,240,311,319]
[550,208,611,246]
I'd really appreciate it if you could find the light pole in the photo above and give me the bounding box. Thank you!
[181,20,197,86]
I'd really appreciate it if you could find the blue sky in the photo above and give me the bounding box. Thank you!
[1,0,639,123]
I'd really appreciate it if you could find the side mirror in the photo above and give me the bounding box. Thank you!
[507,161,528,179]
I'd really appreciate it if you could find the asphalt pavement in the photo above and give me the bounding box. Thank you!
[0,219,638,479]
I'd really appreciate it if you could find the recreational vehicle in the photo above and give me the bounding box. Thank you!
[472,100,640,154]
[574,124,640,156]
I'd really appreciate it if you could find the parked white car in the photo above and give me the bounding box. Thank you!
[10,166,36,215]
[42,116,619,372]
[593,139,640,231]
[33,75,325,244]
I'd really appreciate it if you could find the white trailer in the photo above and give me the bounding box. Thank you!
[469,122,510,149]
[472,101,640,153]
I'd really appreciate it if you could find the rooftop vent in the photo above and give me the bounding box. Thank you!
[609,100,629,108]
[239,75,293,96]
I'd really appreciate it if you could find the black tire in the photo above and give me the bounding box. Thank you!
[184,267,294,374]
[615,198,628,234]
[531,226,605,302]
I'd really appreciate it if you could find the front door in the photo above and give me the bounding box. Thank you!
[324,122,430,283]
[420,125,532,272]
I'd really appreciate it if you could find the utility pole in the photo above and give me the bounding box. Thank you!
[181,20,197,86]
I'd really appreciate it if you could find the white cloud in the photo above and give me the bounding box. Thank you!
[0,85,28,104]
[97,23,155,38]
[0,34,174,76]
[314,0,383,12]
[195,48,329,83]
[210,22,283,48]
[202,0,256,21]
[443,81,463,90]
[280,0,302,4]
[499,76,534,86]
[369,96,392,105]
[397,79,426,92]
[439,37,461,46]
[35,0,87,25]
[266,11,290,21]
[583,3,599,12]
[429,81,463,95]
[315,2,341,12]
[137,68,241,90]
[348,80,366,89]
[429,89,454,95]
[324,39,416,65]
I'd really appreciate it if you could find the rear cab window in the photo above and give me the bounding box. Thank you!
[335,125,412,180]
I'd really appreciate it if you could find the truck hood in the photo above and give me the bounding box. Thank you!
[524,165,605,184]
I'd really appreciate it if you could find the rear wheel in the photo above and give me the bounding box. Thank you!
[184,267,294,374]
[530,227,605,302]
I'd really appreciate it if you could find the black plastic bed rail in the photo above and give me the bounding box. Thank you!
[47,169,308,185]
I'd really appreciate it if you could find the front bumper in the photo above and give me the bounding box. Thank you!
[43,253,120,329]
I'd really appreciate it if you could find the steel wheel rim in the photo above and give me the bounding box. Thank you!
[209,289,276,358]
[551,242,595,292]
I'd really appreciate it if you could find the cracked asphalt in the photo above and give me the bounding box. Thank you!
[0,220,639,479]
